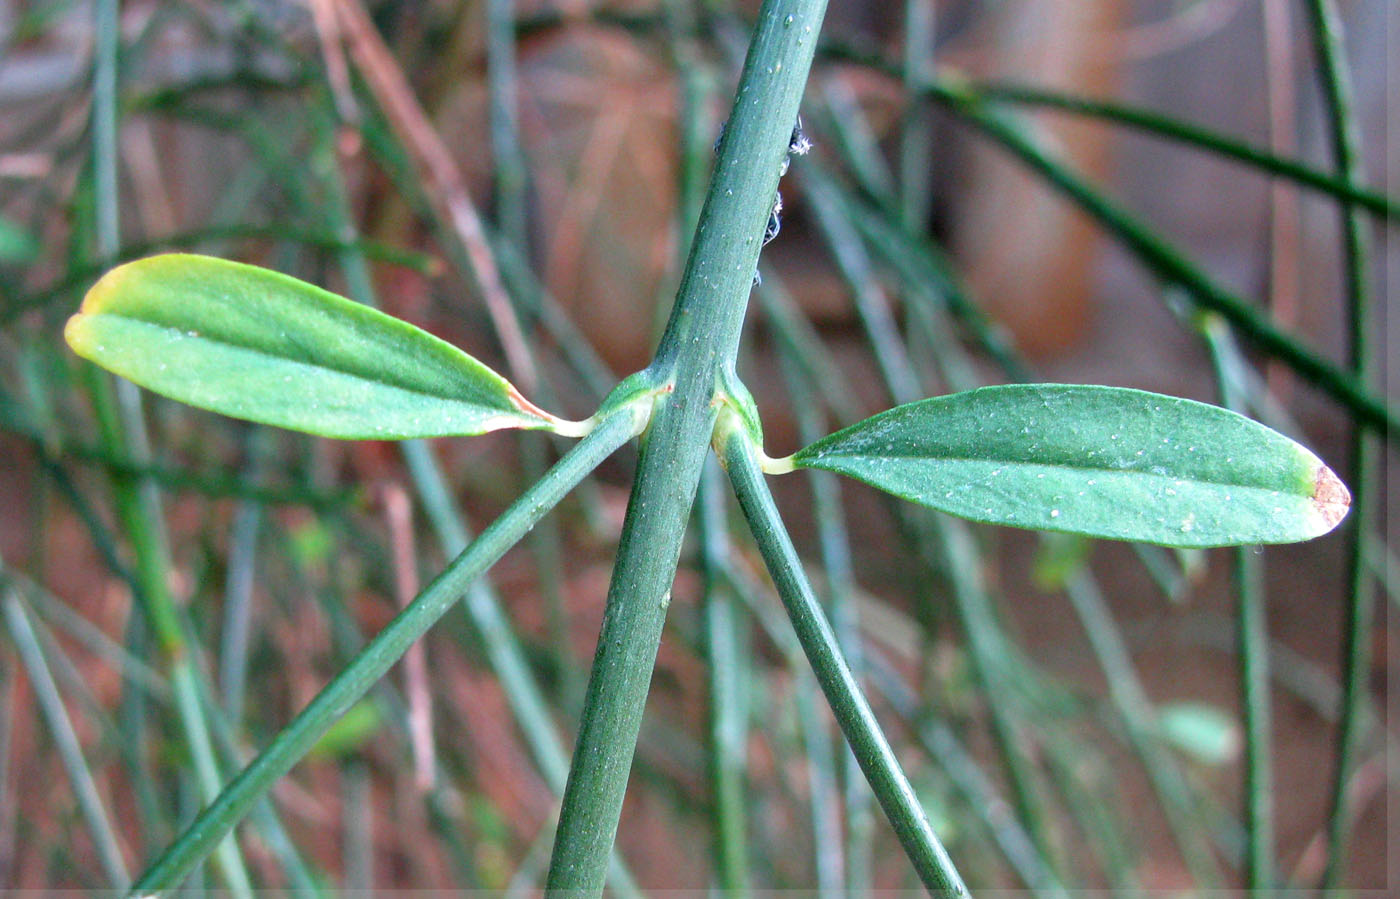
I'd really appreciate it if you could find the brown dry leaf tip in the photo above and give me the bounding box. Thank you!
[1311,464,1352,533]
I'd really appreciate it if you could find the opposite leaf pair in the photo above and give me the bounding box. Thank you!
[66,253,1349,549]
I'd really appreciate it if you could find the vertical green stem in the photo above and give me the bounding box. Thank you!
[768,331,875,892]
[795,666,845,897]
[2,586,130,888]
[90,2,253,892]
[722,428,968,896]
[1201,315,1273,889]
[804,166,1055,869]
[1304,0,1377,888]
[486,0,528,248]
[545,2,828,891]
[1062,572,1223,887]
[899,0,935,229]
[218,438,267,726]
[698,459,751,894]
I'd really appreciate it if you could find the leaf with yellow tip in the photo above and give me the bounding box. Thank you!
[66,254,580,440]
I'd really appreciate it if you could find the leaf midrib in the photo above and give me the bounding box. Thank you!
[103,312,520,415]
[801,448,1292,494]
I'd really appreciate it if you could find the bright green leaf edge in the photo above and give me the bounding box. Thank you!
[65,254,579,440]
[788,384,1350,548]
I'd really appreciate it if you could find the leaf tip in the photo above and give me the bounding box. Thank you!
[1310,463,1351,536]
[62,309,90,356]
[66,260,142,360]
[77,256,142,315]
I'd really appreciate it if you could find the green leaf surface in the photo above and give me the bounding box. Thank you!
[791,384,1349,548]
[1157,702,1241,765]
[66,254,564,440]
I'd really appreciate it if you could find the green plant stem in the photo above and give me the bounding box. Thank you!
[129,405,643,894]
[90,3,254,892]
[1305,0,1377,888]
[1201,315,1273,889]
[484,0,576,701]
[796,666,845,897]
[329,225,636,898]
[2,586,130,889]
[899,0,935,230]
[968,81,1398,221]
[864,653,1065,897]
[218,438,267,727]
[1234,543,1271,887]
[1062,571,1223,886]
[885,75,1398,440]
[190,672,323,894]
[487,0,528,250]
[677,33,751,890]
[318,125,579,803]
[722,429,968,896]
[337,192,641,895]
[544,2,828,892]
[774,341,875,893]
[698,459,751,895]
[803,168,1056,868]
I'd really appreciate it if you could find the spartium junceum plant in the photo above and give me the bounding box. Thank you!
[64,1,1348,895]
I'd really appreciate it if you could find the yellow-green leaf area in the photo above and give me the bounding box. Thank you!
[792,384,1349,548]
[66,254,553,440]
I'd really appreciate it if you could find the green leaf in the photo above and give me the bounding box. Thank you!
[65,254,573,440]
[790,384,1349,548]
[1157,702,1240,765]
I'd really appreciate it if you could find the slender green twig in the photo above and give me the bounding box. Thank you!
[484,0,576,701]
[920,85,1397,441]
[969,81,1397,221]
[90,2,254,892]
[218,435,268,727]
[804,163,1057,867]
[899,0,936,230]
[771,325,875,893]
[862,652,1066,897]
[1062,571,1223,887]
[2,585,130,888]
[795,664,845,897]
[698,459,752,894]
[672,24,753,886]
[1305,1,1378,888]
[1201,314,1274,889]
[486,0,529,252]
[722,426,968,896]
[312,110,639,892]
[545,2,829,891]
[129,403,645,893]
[796,42,1400,437]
